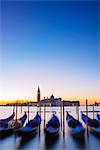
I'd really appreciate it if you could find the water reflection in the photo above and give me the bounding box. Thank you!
[0,133,13,139]
[72,136,86,150]
[44,134,59,150]
[16,133,38,149]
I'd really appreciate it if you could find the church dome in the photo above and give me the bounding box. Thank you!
[50,95,54,100]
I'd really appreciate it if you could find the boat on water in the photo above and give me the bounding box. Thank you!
[82,113,100,137]
[0,112,15,127]
[18,112,41,136]
[97,114,100,121]
[66,112,85,139]
[9,112,27,132]
[45,114,60,136]
[0,112,27,137]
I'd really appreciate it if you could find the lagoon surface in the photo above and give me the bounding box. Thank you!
[0,106,100,150]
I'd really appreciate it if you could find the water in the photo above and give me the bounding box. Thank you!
[0,106,100,150]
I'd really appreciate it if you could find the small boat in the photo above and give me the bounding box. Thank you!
[45,114,60,136]
[0,112,15,127]
[97,114,100,121]
[82,114,100,137]
[9,112,27,132]
[18,112,41,136]
[0,112,27,137]
[67,113,85,139]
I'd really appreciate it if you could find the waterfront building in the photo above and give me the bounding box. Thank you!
[40,95,61,106]
[63,100,80,106]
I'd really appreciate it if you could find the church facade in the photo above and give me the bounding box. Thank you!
[40,95,62,106]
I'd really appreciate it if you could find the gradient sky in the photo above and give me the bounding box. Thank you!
[0,1,99,103]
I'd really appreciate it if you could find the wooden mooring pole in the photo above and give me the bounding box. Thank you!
[13,104,15,113]
[60,101,62,130]
[44,104,46,129]
[15,101,18,123]
[76,104,79,121]
[39,101,41,117]
[93,104,94,119]
[27,101,29,122]
[63,101,65,135]
[20,100,22,114]
[86,99,88,134]
[39,100,41,136]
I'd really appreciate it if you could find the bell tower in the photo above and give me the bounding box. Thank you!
[37,87,40,102]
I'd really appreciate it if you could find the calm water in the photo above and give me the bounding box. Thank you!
[0,106,100,150]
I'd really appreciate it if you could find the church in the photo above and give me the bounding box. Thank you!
[36,87,80,106]
[37,87,61,106]
[40,95,62,106]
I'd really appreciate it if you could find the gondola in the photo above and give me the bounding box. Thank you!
[10,112,27,132]
[66,112,85,139]
[18,112,41,136]
[0,112,27,137]
[45,114,60,136]
[82,113,100,137]
[0,112,15,127]
[97,114,100,121]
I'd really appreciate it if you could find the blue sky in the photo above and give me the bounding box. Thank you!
[0,1,99,103]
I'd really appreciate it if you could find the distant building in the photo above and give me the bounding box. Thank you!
[40,96,80,106]
[40,95,61,106]
[63,100,80,106]
[95,102,100,106]
[29,101,38,106]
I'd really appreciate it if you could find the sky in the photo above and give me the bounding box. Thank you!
[0,1,99,104]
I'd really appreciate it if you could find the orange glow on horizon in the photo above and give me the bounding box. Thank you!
[0,95,99,105]
[62,96,100,105]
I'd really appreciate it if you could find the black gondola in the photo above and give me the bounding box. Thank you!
[67,113,85,139]
[18,112,41,136]
[0,112,27,137]
[45,114,60,136]
[0,112,15,127]
[82,113,100,137]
